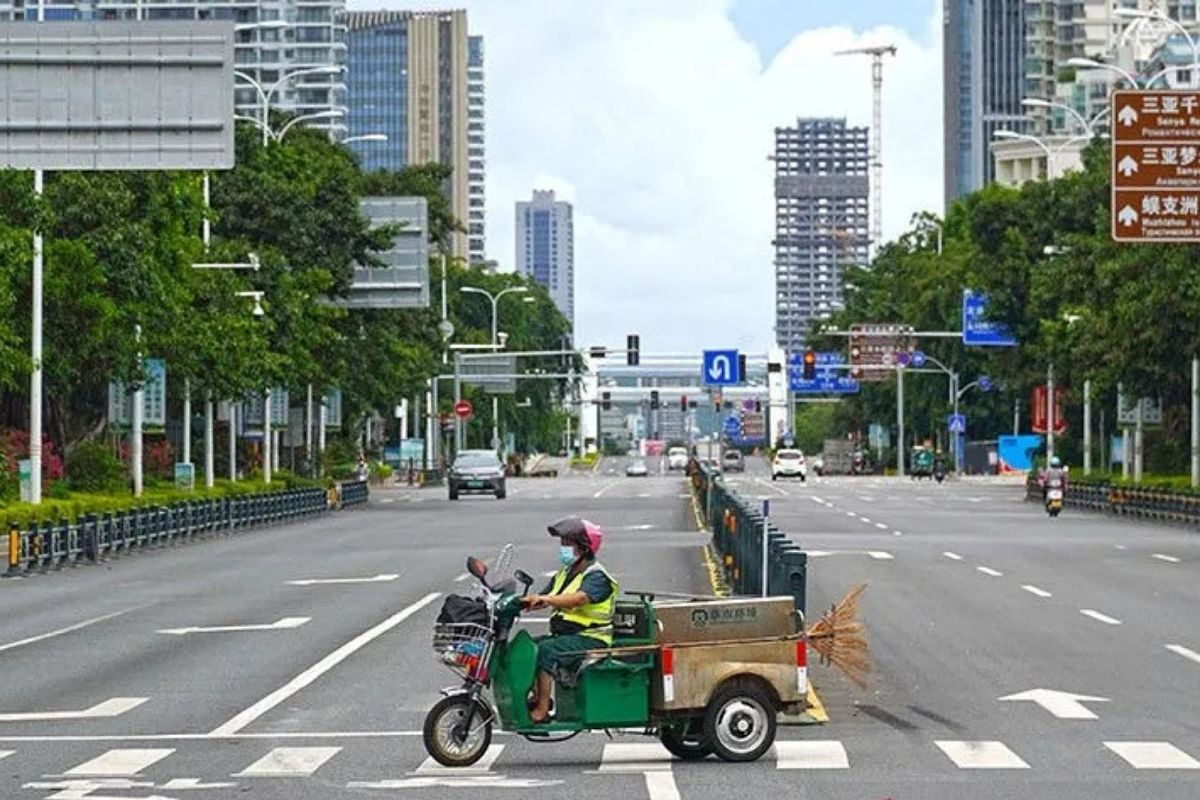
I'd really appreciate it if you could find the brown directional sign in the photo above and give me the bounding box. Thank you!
[1112,90,1200,242]
[848,323,913,383]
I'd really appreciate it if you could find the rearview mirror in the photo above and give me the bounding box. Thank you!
[466,557,489,584]
[514,569,534,587]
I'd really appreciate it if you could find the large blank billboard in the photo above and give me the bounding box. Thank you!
[0,21,234,170]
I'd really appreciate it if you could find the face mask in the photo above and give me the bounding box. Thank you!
[559,546,577,567]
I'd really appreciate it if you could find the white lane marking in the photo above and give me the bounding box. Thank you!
[754,478,789,497]
[599,743,673,772]
[1115,545,1128,550]
[210,592,441,737]
[1022,585,1053,598]
[287,574,398,586]
[617,524,657,531]
[935,741,1030,769]
[1080,609,1122,626]
[351,777,563,789]
[943,552,963,561]
[236,746,342,777]
[977,567,1003,577]
[454,573,470,582]
[874,522,888,530]
[64,748,174,776]
[809,496,825,504]
[592,482,619,498]
[157,617,310,636]
[636,493,652,498]
[162,778,239,789]
[644,770,681,800]
[0,608,138,653]
[858,495,874,503]
[381,497,396,504]
[845,511,858,518]
[0,750,12,760]
[1165,644,1200,666]
[0,731,435,743]
[775,740,850,769]
[1152,553,1181,563]
[893,530,903,536]
[867,551,894,560]
[416,745,503,774]
[859,517,873,524]
[1105,741,1200,769]
[0,698,147,723]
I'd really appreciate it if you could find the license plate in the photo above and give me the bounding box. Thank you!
[468,481,484,488]
[1048,489,1063,500]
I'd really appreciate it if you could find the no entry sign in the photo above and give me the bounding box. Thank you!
[454,400,473,420]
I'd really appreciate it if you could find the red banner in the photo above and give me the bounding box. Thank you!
[1031,385,1067,434]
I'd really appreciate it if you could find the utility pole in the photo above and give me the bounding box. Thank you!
[835,44,897,255]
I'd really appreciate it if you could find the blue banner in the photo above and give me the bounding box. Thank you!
[787,352,859,394]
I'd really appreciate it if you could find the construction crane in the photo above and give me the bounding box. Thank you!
[835,44,897,256]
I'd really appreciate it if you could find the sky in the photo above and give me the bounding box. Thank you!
[349,0,945,355]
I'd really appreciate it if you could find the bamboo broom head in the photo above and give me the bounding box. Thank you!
[806,583,870,689]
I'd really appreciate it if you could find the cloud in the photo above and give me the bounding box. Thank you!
[350,0,943,353]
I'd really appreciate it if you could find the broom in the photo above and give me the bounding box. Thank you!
[806,582,871,689]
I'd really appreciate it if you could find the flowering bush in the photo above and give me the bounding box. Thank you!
[0,428,65,500]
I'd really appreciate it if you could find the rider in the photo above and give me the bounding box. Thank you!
[520,516,618,723]
[1042,456,1067,499]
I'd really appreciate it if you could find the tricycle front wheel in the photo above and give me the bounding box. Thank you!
[703,678,777,763]
[660,720,713,761]
[423,695,493,767]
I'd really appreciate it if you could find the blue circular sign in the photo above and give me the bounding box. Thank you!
[911,351,926,368]
[979,375,993,392]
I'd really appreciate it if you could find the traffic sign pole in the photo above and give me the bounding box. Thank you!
[896,366,905,477]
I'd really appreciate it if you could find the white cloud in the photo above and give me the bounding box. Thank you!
[351,0,943,352]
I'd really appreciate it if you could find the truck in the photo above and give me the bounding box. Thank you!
[817,439,856,476]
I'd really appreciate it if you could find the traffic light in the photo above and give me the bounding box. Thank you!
[714,396,722,412]
[680,395,688,412]
[738,354,747,383]
[650,390,659,410]
[590,346,607,359]
[601,391,611,411]
[626,334,640,366]
[755,400,762,413]
[803,350,817,381]
[767,361,782,373]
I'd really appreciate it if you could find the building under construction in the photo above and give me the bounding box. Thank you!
[771,117,871,352]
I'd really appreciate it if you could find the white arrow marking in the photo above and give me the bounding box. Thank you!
[1118,205,1140,226]
[0,698,146,723]
[999,688,1110,719]
[157,617,310,636]
[1118,155,1139,176]
[1118,105,1139,125]
[707,354,732,381]
[287,574,399,586]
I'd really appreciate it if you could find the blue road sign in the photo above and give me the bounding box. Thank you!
[963,290,1017,347]
[703,349,741,386]
[911,350,927,368]
[948,413,967,434]
[978,375,993,392]
[787,351,859,394]
[723,415,742,435]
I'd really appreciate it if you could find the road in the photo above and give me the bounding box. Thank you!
[2,461,1199,799]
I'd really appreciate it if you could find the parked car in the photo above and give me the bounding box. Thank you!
[625,459,649,477]
[700,457,722,475]
[772,449,807,481]
[448,450,507,500]
[722,450,745,472]
[667,447,689,471]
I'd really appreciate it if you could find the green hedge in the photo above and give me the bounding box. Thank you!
[1050,472,1200,496]
[0,472,331,529]
[570,453,600,468]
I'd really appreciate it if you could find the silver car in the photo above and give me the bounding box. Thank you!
[626,459,649,477]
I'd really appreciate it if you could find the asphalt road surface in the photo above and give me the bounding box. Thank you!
[2,462,1199,799]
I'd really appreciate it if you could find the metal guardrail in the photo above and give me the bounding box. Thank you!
[1025,476,1200,525]
[4,481,369,578]
[690,461,807,615]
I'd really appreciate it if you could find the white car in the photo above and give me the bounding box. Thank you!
[772,449,807,481]
[626,459,649,477]
[666,447,689,471]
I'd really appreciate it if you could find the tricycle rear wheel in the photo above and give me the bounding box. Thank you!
[423,695,493,767]
[660,720,713,761]
[703,678,777,763]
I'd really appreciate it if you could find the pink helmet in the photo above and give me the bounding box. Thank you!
[547,516,604,556]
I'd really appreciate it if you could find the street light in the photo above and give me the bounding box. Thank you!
[1021,98,1093,136]
[460,285,530,454]
[341,134,389,145]
[993,130,1105,181]
[234,66,345,146]
[1065,57,1139,89]
[276,109,345,141]
[1114,8,1200,77]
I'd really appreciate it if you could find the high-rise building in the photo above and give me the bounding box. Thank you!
[345,9,477,262]
[515,190,574,329]
[943,0,1027,207]
[0,0,347,138]
[466,35,486,264]
[772,118,869,352]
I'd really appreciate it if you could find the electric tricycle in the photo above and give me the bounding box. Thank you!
[423,554,810,766]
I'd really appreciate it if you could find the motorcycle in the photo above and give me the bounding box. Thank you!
[933,462,946,484]
[1045,486,1064,517]
[424,551,808,767]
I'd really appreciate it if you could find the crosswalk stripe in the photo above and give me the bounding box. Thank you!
[1105,741,1200,769]
[775,740,849,769]
[415,744,503,774]
[235,747,342,777]
[64,748,175,776]
[935,741,1029,769]
[644,770,681,800]
[600,743,673,772]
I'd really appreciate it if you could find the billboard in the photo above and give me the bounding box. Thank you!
[0,21,235,170]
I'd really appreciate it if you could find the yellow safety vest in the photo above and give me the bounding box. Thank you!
[549,561,618,645]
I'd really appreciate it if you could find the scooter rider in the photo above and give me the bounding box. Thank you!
[1042,456,1067,499]
[520,516,618,723]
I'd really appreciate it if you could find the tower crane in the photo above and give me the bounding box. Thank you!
[835,44,897,256]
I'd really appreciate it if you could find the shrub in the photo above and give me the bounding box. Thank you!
[66,440,128,493]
